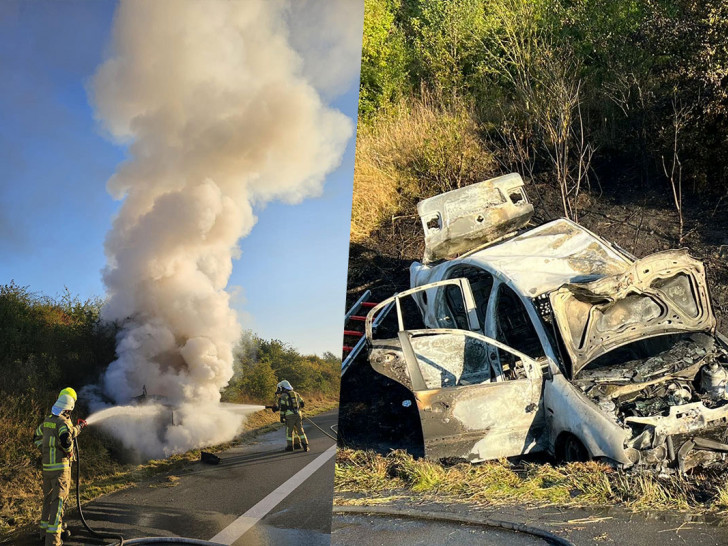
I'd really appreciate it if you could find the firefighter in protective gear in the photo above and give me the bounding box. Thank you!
[33,390,86,545]
[276,380,308,452]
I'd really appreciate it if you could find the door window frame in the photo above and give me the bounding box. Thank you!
[398,328,544,392]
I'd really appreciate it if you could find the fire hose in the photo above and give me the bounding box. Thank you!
[73,436,126,545]
[264,405,338,442]
[73,436,224,546]
[303,416,337,441]
[332,505,575,546]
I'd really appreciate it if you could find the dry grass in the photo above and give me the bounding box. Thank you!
[1,394,57,534]
[351,96,497,242]
[335,449,728,516]
[712,477,728,513]
[350,130,404,243]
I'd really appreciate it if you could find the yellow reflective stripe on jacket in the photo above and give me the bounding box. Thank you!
[34,424,43,447]
[40,414,74,471]
[279,391,303,415]
[43,461,70,471]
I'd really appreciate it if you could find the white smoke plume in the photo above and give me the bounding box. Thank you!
[87,0,362,458]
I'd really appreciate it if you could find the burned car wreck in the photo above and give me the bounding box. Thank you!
[353,173,728,473]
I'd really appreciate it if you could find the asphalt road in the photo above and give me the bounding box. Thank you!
[17,410,338,546]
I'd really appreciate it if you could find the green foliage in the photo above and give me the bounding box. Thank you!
[359,0,411,119]
[0,282,117,395]
[223,332,340,404]
[239,361,278,401]
[357,0,728,226]
[408,0,487,100]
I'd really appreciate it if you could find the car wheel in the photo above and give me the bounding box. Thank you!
[561,434,589,463]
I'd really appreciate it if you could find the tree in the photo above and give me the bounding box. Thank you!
[409,0,487,101]
[239,360,278,403]
[359,0,411,119]
[480,0,594,220]
[224,333,341,402]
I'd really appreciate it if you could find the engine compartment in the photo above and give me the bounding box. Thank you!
[573,333,728,471]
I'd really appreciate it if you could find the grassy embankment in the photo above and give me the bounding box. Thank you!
[335,449,728,516]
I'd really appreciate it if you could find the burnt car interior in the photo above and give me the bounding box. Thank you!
[439,284,469,329]
[369,280,543,392]
[405,331,518,387]
[444,265,493,325]
[495,283,545,360]
[438,266,545,377]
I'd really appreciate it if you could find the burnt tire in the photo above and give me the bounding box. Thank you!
[559,434,589,463]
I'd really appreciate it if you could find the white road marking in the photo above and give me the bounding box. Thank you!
[209,443,338,545]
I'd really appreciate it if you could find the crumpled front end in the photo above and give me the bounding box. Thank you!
[573,333,728,472]
[551,249,716,376]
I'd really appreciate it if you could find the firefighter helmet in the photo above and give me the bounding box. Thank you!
[277,380,293,392]
[52,394,75,415]
[59,387,77,401]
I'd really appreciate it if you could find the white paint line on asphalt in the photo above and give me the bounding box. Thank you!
[209,443,338,545]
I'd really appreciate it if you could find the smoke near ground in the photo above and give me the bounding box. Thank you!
[84,402,266,459]
[87,0,361,458]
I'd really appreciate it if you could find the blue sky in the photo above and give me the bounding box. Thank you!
[0,1,358,356]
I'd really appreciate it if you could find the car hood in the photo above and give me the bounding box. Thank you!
[549,249,716,376]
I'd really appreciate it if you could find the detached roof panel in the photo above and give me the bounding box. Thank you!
[417,174,534,263]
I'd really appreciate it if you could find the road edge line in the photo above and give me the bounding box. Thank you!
[209,443,338,544]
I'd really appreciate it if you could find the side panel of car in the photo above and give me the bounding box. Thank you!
[543,374,632,465]
[416,379,546,462]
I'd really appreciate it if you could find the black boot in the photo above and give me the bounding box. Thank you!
[303,443,309,452]
[285,445,293,452]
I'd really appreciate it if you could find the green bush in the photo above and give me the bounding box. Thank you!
[359,0,411,120]
[239,361,278,402]
[0,283,117,395]
[223,333,341,404]
[358,0,728,210]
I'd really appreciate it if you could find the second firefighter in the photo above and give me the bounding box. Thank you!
[275,380,308,452]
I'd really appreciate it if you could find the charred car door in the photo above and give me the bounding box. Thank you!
[366,280,548,463]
